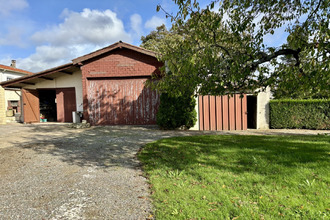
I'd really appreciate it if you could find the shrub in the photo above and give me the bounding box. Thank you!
[156,93,197,130]
[270,99,330,130]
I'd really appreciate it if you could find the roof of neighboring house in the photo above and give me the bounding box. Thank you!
[72,41,158,65]
[0,64,34,75]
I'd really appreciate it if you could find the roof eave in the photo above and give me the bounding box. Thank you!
[0,63,74,88]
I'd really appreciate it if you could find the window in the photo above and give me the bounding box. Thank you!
[7,77,14,81]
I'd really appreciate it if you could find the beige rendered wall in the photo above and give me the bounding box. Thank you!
[256,87,271,129]
[0,86,6,124]
[4,90,21,110]
[24,71,83,112]
[190,96,199,130]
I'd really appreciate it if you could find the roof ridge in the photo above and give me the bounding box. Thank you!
[72,41,158,64]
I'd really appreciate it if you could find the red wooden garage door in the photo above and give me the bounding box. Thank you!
[56,88,76,122]
[199,94,247,130]
[87,78,160,125]
[22,89,40,123]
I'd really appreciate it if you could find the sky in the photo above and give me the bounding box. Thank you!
[0,0,178,72]
[0,0,288,73]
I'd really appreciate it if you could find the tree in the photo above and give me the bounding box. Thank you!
[144,0,329,97]
[271,26,329,99]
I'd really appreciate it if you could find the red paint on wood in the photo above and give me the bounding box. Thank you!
[235,94,242,130]
[81,47,163,125]
[56,88,76,122]
[203,96,210,130]
[222,95,229,130]
[242,94,248,130]
[198,94,248,131]
[215,96,222,130]
[87,78,159,125]
[228,95,235,130]
[209,96,216,130]
[198,96,204,130]
[22,89,39,123]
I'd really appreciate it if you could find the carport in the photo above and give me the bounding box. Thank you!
[1,63,81,123]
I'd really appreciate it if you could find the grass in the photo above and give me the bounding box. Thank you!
[138,135,330,219]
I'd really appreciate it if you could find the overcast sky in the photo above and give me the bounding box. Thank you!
[0,0,288,73]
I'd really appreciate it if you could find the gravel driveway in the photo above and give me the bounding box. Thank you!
[0,123,207,220]
[0,123,328,219]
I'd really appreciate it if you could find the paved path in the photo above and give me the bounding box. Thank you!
[0,123,328,219]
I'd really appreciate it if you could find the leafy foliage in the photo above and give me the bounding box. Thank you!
[271,26,330,99]
[156,92,197,129]
[142,0,329,97]
[270,99,330,129]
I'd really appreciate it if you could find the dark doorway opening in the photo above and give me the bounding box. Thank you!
[247,95,257,129]
[39,89,57,122]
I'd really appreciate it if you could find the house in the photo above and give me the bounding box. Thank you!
[0,61,34,124]
[0,41,270,129]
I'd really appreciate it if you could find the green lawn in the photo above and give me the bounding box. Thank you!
[138,135,330,219]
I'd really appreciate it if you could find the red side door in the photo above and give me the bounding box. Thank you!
[22,89,40,123]
[56,88,76,122]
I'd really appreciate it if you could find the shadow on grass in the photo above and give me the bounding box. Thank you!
[139,135,330,177]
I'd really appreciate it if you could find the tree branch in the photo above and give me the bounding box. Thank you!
[251,48,301,71]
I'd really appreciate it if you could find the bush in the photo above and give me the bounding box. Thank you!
[270,99,330,130]
[156,93,197,130]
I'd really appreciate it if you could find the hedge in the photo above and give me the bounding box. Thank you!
[269,99,330,130]
[156,93,197,130]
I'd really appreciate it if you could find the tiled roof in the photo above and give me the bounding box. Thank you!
[72,41,158,64]
[0,64,34,75]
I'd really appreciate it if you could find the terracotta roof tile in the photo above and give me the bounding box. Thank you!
[72,41,158,64]
[0,64,34,75]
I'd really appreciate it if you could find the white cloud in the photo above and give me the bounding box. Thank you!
[3,8,135,72]
[145,16,165,30]
[1,8,168,72]
[130,14,143,36]
[31,8,131,46]
[0,0,28,16]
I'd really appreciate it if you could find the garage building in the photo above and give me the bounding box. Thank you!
[1,42,162,126]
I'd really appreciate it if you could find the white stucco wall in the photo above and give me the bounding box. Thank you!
[190,96,199,130]
[256,87,271,129]
[24,71,83,112]
[0,71,26,82]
